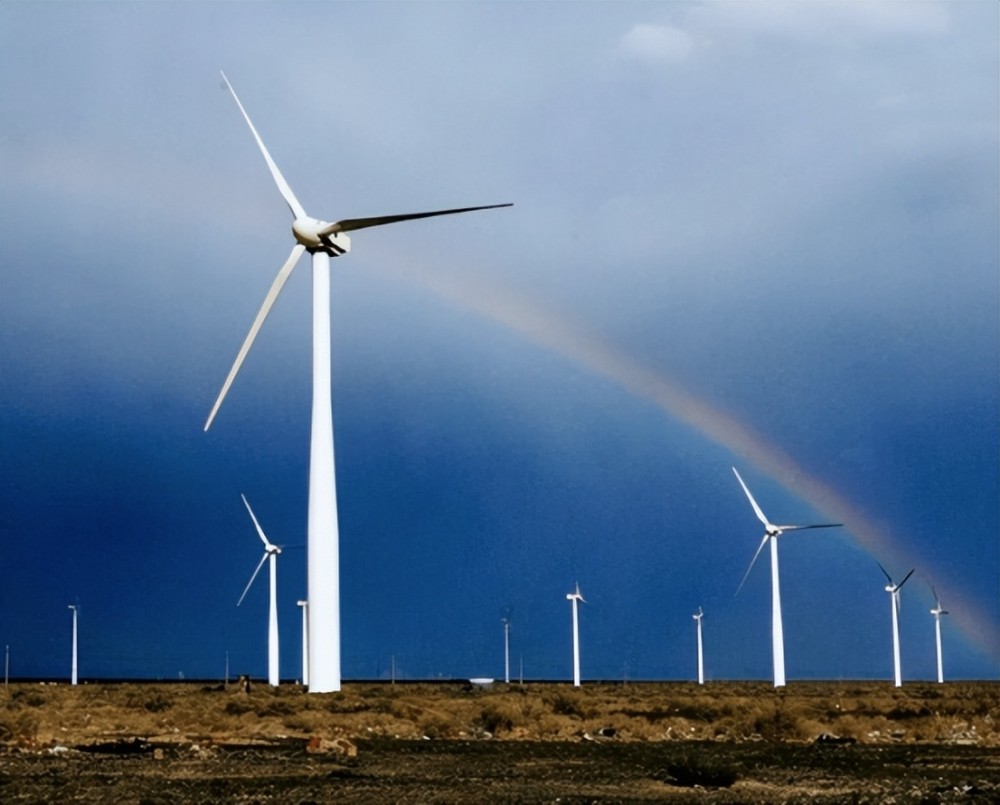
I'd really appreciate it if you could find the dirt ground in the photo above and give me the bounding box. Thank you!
[2,680,998,803]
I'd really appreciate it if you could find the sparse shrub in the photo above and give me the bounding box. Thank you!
[748,701,805,742]
[0,709,40,742]
[224,699,255,716]
[477,702,515,734]
[142,694,173,713]
[388,699,421,721]
[887,704,932,720]
[10,689,48,708]
[418,712,456,739]
[283,710,329,733]
[545,690,591,719]
[255,699,295,717]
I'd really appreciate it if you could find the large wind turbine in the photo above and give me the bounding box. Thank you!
[929,585,948,684]
[236,494,282,687]
[566,583,585,687]
[732,467,841,687]
[693,607,705,685]
[878,562,914,687]
[205,72,512,693]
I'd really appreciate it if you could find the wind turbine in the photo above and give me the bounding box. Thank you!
[205,72,511,693]
[566,583,585,687]
[929,585,948,684]
[297,600,309,687]
[732,467,841,687]
[693,607,705,685]
[68,604,78,686]
[877,562,914,687]
[501,617,511,684]
[236,494,282,687]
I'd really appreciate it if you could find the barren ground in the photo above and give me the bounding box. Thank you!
[2,680,998,802]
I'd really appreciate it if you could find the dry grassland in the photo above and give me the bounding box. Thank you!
[2,678,996,746]
[2,680,998,803]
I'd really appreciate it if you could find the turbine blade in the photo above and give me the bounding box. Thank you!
[736,533,770,596]
[320,203,512,235]
[241,494,275,550]
[775,523,843,532]
[897,568,915,589]
[732,467,771,529]
[237,552,268,606]
[876,561,893,584]
[204,243,306,431]
[220,71,306,220]
[931,584,942,608]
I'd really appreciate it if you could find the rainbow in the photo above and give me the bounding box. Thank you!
[369,255,998,666]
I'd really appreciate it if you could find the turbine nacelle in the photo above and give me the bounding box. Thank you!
[732,467,842,595]
[930,585,948,617]
[292,217,351,255]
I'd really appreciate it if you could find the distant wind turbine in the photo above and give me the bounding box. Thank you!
[236,494,282,687]
[297,600,309,687]
[68,604,78,686]
[929,584,949,684]
[732,467,842,687]
[501,617,511,685]
[566,583,585,687]
[204,72,511,693]
[693,607,705,685]
[878,562,914,687]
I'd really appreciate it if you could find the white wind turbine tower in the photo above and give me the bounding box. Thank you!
[501,617,511,685]
[68,604,78,686]
[929,585,949,684]
[236,494,283,687]
[732,467,842,687]
[693,607,705,685]
[204,72,512,693]
[877,562,914,688]
[566,583,585,687]
[297,600,309,687]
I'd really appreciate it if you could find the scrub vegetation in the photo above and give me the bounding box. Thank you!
[2,681,998,802]
[1,679,997,746]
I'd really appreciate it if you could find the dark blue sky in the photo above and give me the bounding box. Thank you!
[1,2,997,683]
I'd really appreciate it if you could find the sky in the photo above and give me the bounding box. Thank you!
[1,1,997,683]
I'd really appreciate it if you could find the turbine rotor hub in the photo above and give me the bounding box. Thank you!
[292,217,351,255]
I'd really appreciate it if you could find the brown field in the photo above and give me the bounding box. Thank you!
[2,679,998,802]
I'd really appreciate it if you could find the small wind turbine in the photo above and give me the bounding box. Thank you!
[877,562,914,687]
[566,583,585,687]
[693,607,705,685]
[68,604,78,685]
[205,72,511,693]
[732,467,841,687]
[501,617,511,685]
[929,584,948,684]
[297,600,309,687]
[236,494,282,687]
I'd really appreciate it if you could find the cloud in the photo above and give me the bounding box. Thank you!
[690,1,950,42]
[617,23,697,64]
